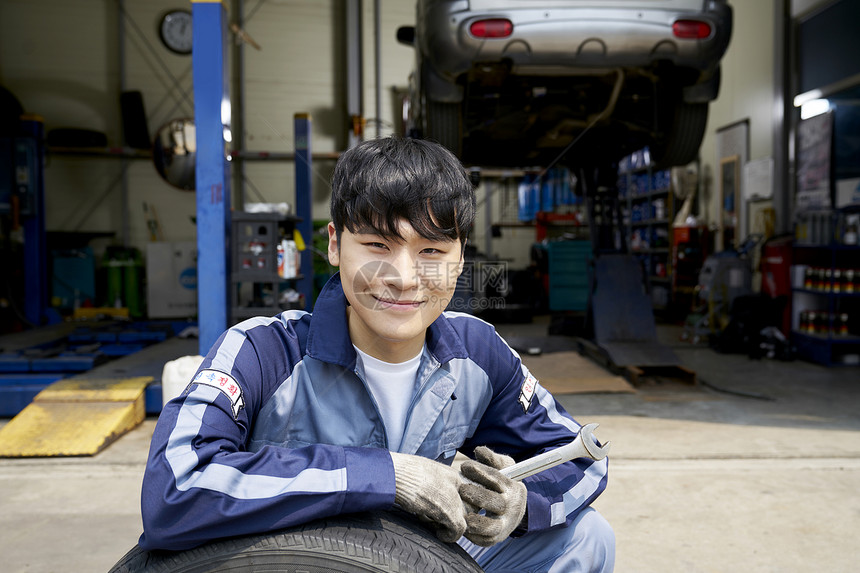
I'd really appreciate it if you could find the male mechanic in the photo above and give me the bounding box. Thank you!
[139,136,614,572]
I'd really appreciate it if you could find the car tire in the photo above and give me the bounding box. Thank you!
[426,100,462,157]
[652,101,708,168]
[108,511,484,573]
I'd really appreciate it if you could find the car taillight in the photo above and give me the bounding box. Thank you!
[470,19,513,38]
[672,20,712,39]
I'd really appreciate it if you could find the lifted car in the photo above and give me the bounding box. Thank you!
[397,0,733,169]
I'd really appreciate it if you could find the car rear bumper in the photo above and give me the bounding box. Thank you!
[420,2,732,83]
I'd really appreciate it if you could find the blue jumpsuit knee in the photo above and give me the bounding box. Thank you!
[459,507,616,573]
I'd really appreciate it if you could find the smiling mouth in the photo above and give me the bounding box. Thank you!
[372,296,423,310]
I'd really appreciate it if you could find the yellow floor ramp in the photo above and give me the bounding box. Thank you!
[0,376,152,457]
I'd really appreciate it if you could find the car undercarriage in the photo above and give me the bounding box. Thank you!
[422,61,710,170]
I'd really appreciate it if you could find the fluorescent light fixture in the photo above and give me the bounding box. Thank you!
[800,98,830,120]
[794,89,822,108]
[793,73,860,108]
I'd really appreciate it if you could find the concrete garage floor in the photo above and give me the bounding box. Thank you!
[1,319,859,572]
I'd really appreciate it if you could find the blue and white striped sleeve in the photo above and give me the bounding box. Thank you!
[461,329,609,534]
[138,315,395,551]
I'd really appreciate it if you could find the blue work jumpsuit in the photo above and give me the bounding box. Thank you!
[139,273,614,572]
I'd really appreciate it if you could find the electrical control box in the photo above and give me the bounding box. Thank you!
[0,136,39,216]
[146,241,198,318]
[0,138,12,213]
[14,137,38,216]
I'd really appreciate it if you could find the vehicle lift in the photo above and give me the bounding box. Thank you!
[0,3,315,457]
[0,115,49,328]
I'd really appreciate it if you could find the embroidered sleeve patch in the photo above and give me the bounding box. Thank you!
[191,369,245,419]
[518,372,538,413]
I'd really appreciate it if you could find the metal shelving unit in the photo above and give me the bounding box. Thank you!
[618,161,674,311]
[791,243,860,366]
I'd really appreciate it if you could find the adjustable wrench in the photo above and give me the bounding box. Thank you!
[499,423,610,481]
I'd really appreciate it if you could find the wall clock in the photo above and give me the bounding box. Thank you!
[159,10,193,55]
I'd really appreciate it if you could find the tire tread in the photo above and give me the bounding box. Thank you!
[109,511,483,573]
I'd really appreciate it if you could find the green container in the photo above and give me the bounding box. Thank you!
[547,240,592,311]
[103,247,143,317]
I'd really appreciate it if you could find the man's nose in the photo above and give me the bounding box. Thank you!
[383,249,419,290]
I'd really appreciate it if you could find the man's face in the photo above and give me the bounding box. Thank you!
[328,220,464,362]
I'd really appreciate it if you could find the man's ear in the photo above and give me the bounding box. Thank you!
[456,240,467,276]
[454,246,465,278]
[327,222,340,267]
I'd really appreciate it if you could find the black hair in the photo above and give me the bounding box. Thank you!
[330,137,476,246]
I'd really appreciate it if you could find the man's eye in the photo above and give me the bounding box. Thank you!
[366,242,387,249]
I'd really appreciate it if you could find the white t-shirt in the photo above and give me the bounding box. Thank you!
[353,345,422,451]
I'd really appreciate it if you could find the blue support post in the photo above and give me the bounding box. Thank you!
[294,113,313,309]
[192,1,232,354]
[20,116,47,326]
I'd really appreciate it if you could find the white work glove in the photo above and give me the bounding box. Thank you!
[459,446,528,547]
[390,451,468,543]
